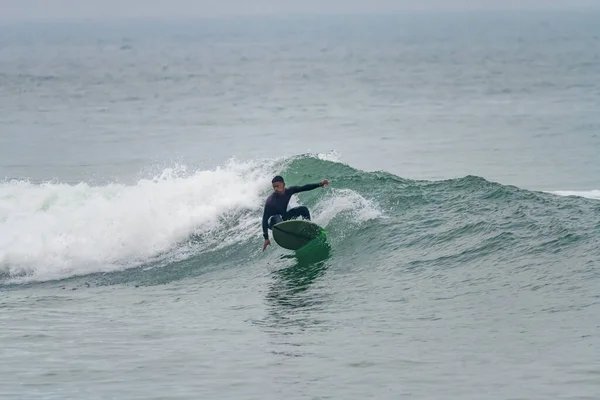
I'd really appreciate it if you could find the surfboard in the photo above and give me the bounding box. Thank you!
[271,220,327,251]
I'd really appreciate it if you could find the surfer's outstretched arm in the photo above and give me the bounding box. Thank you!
[287,179,329,194]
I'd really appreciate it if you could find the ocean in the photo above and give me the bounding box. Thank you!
[1,10,600,399]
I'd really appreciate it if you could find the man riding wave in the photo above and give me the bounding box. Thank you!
[262,175,329,251]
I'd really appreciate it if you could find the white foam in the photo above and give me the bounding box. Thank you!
[0,159,275,282]
[315,150,343,163]
[549,190,600,200]
[314,188,382,227]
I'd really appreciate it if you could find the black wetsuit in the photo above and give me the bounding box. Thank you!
[262,183,321,240]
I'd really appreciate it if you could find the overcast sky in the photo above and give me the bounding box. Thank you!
[1,0,599,20]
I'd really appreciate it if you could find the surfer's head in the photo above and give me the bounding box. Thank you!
[271,175,285,195]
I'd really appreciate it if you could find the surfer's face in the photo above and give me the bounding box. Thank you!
[272,181,285,195]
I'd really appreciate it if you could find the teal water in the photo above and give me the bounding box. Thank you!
[2,11,600,399]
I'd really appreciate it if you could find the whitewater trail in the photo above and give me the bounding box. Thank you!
[0,160,272,281]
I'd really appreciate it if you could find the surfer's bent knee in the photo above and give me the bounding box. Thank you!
[268,214,283,229]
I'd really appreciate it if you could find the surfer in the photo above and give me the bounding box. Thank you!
[262,175,329,251]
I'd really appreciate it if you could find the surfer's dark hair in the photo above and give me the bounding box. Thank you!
[271,175,284,183]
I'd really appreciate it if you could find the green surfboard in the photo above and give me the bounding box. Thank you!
[272,220,327,251]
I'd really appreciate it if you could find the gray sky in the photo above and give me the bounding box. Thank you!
[1,0,599,20]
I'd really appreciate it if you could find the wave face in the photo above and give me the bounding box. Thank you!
[1,154,599,285]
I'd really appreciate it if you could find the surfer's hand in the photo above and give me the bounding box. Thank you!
[321,179,329,187]
[263,239,271,251]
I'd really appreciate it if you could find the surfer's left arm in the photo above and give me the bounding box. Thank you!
[261,204,271,240]
[288,179,329,194]
[262,204,272,251]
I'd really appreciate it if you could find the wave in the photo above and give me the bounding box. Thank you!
[2,153,599,286]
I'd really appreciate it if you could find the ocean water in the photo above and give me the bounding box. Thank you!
[1,10,600,399]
